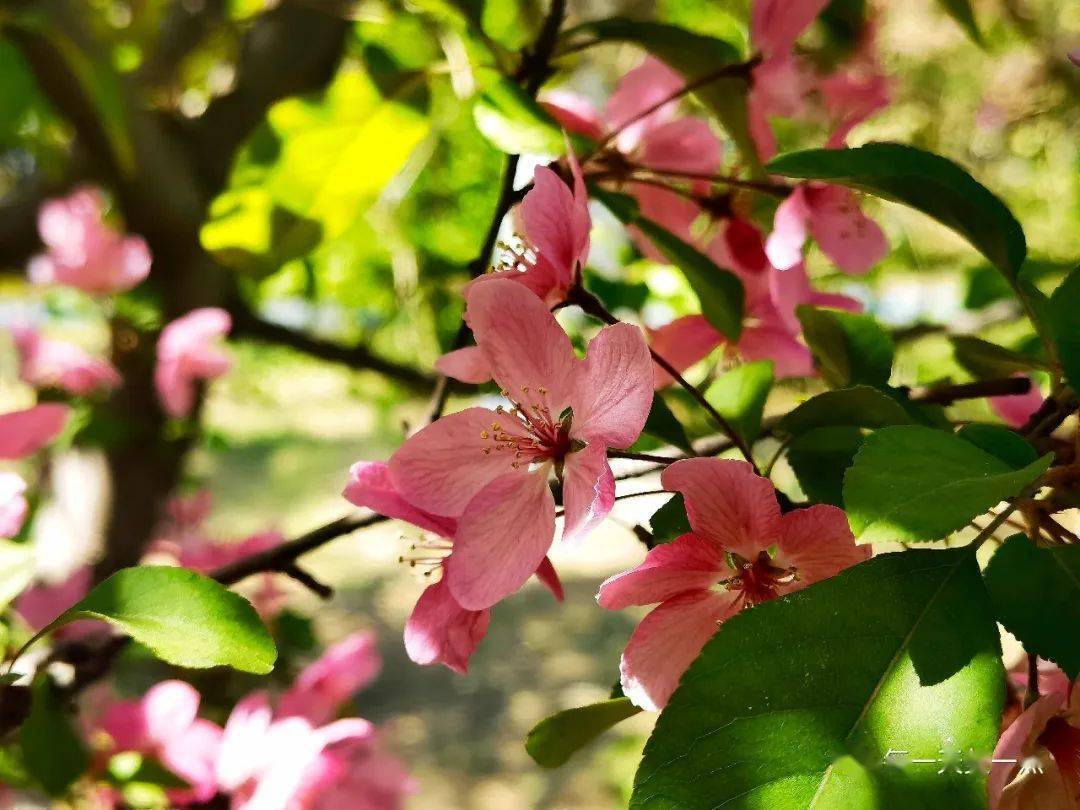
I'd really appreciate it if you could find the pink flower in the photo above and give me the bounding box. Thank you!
[598,458,868,710]
[279,633,382,725]
[389,279,652,610]
[155,308,232,418]
[16,567,98,639]
[821,24,891,149]
[10,325,121,396]
[751,0,831,59]
[0,473,28,539]
[97,680,223,803]
[991,376,1044,428]
[301,741,417,810]
[28,186,151,294]
[766,184,888,275]
[0,403,70,460]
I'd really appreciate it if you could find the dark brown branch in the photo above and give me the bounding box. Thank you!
[907,376,1032,405]
[280,564,334,599]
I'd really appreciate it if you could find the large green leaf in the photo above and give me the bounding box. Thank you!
[639,393,693,454]
[1050,266,1080,393]
[985,535,1080,678]
[843,426,1051,543]
[796,306,894,389]
[649,494,691,545]
[526,697,641,768]
[776,386,911,437]
[705,361,773,443]
[632,549,1003,809]
[472,77,566,155]
[28,567,276,674]
[21,677,88,796]
[767,144,1027,277]
[787,426,865,507]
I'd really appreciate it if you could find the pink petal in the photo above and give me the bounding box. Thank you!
[520,165,589,282]
[100,700,150,752]
[561,443,615,545]
[620,589,742,711]
[279,632,382,725]
[598,532,729,610]
[640,118,722,176]
[0,404,70,460]
[465,278,580,414]
[775,505,867,593]
[160,718,222,802]
[434,346,492,384]
[216,691,275,790]
[747,81,779,163]
[647,316,723,389]
[606,57,684,151]
[751,0,830,57]
[535,556,564,601]
[388,407,519,518]
[119,236,152,288]
[313,717,376,750]
[15,567,91,631]
[403,576,490,674]
[988,693,1065,810]
[343,461,457,536]
[804,185,888,274]
[765,187,812,272]
[0,473,28,539]
[155,308,232,418]
[661,458,782,560]
[738,322,815,378]
[540,92,605,140]
[991,376,1044,428]
[143,680,200,745]
[628,183,702,263]
[571,322,653,448]
[447,470,556,610]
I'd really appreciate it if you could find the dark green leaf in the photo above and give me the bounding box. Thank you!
[641,394,693,453]
[21,678,88,796]
[1050,266,1080,393]
[956,424,1038,469]
[985,535,1080,678]
[950,335,1047,379]
[776,385,911,437]
[767,144,1027,277]
[472,77,566,155]
[936,0,983,45]
[631,549,1003,809]
[31,567,276,674]
[787,426,865,507]
[526,697,641,768]
[843,426,1051,543]
[964,265,1013,309]
[796,306,894,388]
[704,361,773,443]
[649,494,691,544]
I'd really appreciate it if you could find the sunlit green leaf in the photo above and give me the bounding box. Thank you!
[797,306,894,389]
[776,386,911,437]
[472,77,565,155]
[526,697,641,768]
[704,361,773,443]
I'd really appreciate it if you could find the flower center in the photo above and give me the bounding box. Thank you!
[724,551,799,605]
[398,535,453,581]
[480,385,572,469]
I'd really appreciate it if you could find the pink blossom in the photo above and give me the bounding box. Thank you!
[28,186,151,294]
[16,567,97,639]
[279,632,382,725]
[598,458,867,710]
[821,24,891,148]
[155,308,232,418]
[0,403,70,459]
[301,741,417,810]
[0,473,28,539]
[389,279,652,610]
[97,680,223,803]
[10,325,121,396]
[990,376,1044,428]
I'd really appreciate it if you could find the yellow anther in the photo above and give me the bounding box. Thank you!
[481,430,489,439]
[538,386,548,395]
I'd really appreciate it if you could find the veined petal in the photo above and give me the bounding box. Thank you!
[388,407,517,518]
[805,185,888,275]
[571,322,652,448]
[435,346,493,384]
[561,443,615,545]
[465,279,580,413]
[775,505,867,594]
[647,316,723,389]
[620,589,742,711]
[344,461,457,537]
[447,470,556,610]
[404,575,490,674]
[661,458,782,559]
[598,532,728,609]
[0,404,70,460]
[521,166,588,280]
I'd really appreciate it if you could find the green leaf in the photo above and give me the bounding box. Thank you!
[985,535,1080,678]
[641,393,693,454]
[767,143,1027,277]
[843,426,1051,543]
[526,697,641,768]
[32,567,276,674]
[0,540,35,611]
[776,386,911,437]
[21,677,89,796]
[631,549,1003,809]
[950,335,1047,379]
[936,0,983,45]
[1050,266,1080,393]
[704,361,773,443]
[796,306,894,389]
[635,218,745,339]
[956,424,1038,469]
[649,494,691,545]
[473,77,566,155]
[787,426,865,507]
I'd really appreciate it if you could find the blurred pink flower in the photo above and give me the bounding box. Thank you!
[10,325,121,396]
[0,472,28,538]
[990,376,1044,428]
[28,187,151,294]
[16,566,99,640]
[390,280,652,610]
[279,632,382,725]
[0,403,70,460]
[155,308,232,418]
[598,458,867,710]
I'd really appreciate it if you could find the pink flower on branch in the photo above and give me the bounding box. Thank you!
[598,458,868,710]
[28,186,151,294]
[279,632,382,725]
[391,279,652,610]
[0,403,70,460]
[155,307,232,418]
[11,325,121,396]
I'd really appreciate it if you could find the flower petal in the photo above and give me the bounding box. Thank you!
[661,458,782,559]
[620,589,742,711]
[765,187,811,272]
[540,92,605,140]
[520,165,589,279]
[161,718,222,802]
[447,470,556,610]
[571,322,653,448]
[598,532,728,610]
[143,680,201,745]
[388,407,516,517]
[606,57,684,151]
[640,118,722,176]
[534,556,564,601]
[561,443,615,545]
[991,376,1044,428]
[775,504,867,594]
[989,693,1065,810]
[403,576,490,674]
[344,461,457,536]
[465,278,580,413]
[434,346,492,384]
[278,632,382,725]
[647,316,723,389]
[805,185,888,275]
[751,0,830,57]
[0,473,28,539]
[738,321,815,378]
[0,404,70,460]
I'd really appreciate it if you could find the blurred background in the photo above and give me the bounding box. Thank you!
[0,0,1077,806]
